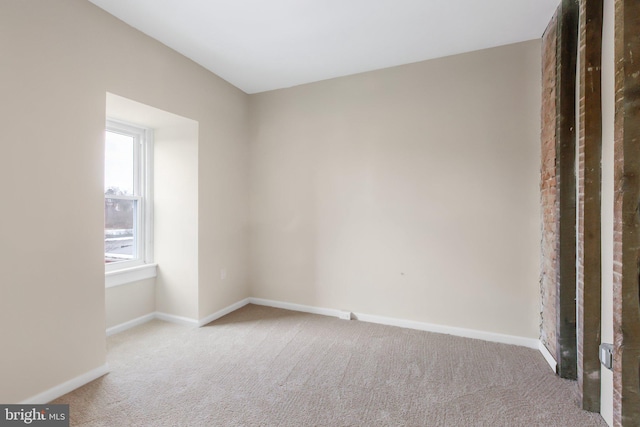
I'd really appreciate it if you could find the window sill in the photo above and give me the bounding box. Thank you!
[105,263,157,288]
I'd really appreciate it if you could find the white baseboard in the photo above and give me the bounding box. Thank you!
[27,299,553,408]
[248,298,536,348]
[249,298,351,320]
[198,298,251,327]
[248,298,538,349]
[31,299,251,404]
[20,363,109,404]
[154,312,199,327]
[106,311,198,334]
[105,297,549,368]
[106,313,156,336]
[353,312,540,349]
[106,299,254,335]
[538,340,558,372]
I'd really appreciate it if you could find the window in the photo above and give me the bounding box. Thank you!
[104,120,153,273]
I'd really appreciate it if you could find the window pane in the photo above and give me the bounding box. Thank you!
[105,198,137,263]
[105,131,134,196]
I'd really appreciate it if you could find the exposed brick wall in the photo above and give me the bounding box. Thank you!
[612,0,640,424]
[540,1,579,379]
[540,11,559,362]
[576,0,603,412]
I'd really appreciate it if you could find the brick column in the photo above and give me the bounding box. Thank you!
[612,0,640,425]
[540,1,579,379]
[541,11,559,364]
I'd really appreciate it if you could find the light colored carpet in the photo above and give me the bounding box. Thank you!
[54,304,607,426]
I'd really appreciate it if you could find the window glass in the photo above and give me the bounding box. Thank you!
[104,198,137,263]
[104,123,147,267]
[105,131,134,195]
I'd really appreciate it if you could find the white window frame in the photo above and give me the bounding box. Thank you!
[104,119,155,287]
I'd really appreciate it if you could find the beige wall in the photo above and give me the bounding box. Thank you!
[0,0,546,405]
[106,279,155,328]
[198,99,251,319]
[600,0,615,424]
[154,122,199,320]
[0,0,249,403]
[249,40,542,338]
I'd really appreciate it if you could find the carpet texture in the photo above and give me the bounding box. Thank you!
[54,304,607,426]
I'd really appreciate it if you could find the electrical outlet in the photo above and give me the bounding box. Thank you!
[338,310,352,320]
[220,269,227,280]
[599,343,613,370]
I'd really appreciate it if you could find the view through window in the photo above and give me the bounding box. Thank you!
[104,121,149,266]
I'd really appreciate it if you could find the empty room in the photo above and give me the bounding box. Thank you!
[1,0,638,426]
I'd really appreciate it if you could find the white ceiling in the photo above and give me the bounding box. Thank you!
[88,0,560,94]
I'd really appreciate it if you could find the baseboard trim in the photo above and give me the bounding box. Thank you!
[32,299,553,407]
[20,363,109,404]
[249,298,351,320]
[248,298,537,349]
[538,340,558,372]
[106,313,156,336]
[106,299,255,335]
[154,312,199,327]
[106,298,545,359]
[353,312,540,349]
[198,298,251,327]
